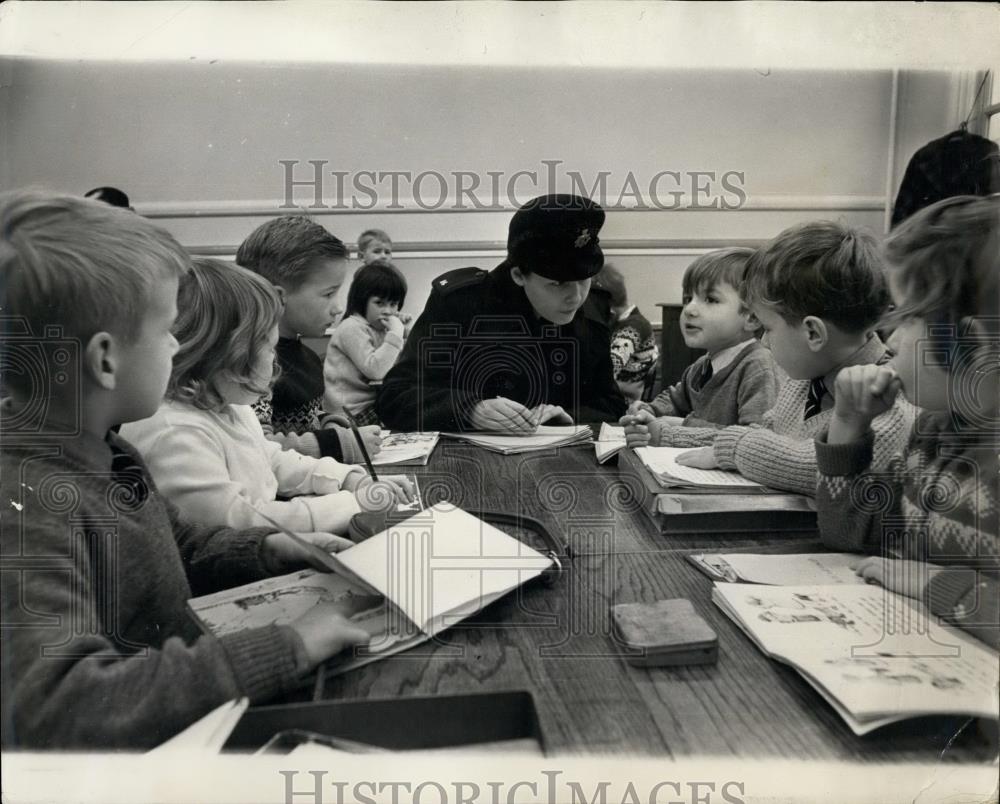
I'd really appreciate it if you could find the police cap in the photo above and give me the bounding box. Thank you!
[506,194,605,282]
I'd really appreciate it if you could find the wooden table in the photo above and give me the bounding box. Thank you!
[320,442,996,762]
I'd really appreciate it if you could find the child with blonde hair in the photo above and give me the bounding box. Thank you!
[357,228,393,265]
[1,191,373,749]
[816,195,999,648]
[122,258,413,534]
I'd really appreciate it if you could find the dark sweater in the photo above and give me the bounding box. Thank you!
[253,336,362,463]
[647,340,781,447]
[1,430,304,749]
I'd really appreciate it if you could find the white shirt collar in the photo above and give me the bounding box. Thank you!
[710,338,755,372]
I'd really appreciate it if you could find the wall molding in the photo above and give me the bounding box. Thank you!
[141,195,886,220]
[186,238,770,258]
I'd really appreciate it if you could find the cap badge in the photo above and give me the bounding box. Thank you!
[574,229,591,248]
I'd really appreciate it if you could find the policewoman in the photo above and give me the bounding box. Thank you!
[376,194,627,432]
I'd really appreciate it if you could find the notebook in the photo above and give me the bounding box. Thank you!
[442,425,591,455]
[371,431,440,467]
[188,505,556,676]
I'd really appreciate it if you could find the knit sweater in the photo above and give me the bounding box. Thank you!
[611,306,658,385]
[816,413,999,649]
[324,314,404,416]
[121,401,363,534]
[647,340,781,448]
[1,430,304,749]
[711,336,916,496]
[253,336,364,462]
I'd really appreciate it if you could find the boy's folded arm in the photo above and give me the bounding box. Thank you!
[925,570,1000,651]
[2,567,301,750]
[713,425,820,496]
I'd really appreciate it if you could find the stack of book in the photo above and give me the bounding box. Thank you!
[619,446,817,534]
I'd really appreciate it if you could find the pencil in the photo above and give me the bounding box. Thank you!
[342,406,380,481]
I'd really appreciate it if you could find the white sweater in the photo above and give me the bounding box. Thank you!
[323,314,404,415]
[121,400,364,533]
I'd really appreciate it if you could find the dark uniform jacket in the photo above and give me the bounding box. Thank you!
[376,264,627,431]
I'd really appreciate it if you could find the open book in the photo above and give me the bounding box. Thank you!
[189,505,556,676]
[442,425,591,455]
[371,431,440,467]
[688,552,864,585]
[595,423,626,464]
[634,446,767,491]
[713,582,1000,735]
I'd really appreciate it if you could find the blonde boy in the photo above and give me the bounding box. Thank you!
[0,191,369,749]
[622,248,780,448]
[677,222,915,496]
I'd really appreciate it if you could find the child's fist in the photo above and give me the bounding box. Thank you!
[354,475,415,512]
[626,400,654,417]
[384,315,405,338]
[359,425,383,456]
[828,365,902,444]
[620,408,654,448]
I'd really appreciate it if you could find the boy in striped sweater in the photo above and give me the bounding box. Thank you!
[677,222,915,496]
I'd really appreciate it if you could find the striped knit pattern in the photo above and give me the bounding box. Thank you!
[816,413,1000,649]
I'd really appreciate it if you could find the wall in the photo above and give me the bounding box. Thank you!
[2,60,966,321]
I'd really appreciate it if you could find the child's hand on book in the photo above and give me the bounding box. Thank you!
[262,531,354,574]
[288,595,380,672]
[829,365,902,444]
[354,475,416,511]
[620,409,654,447]
[674,446,719,469]
[851,557,941,602]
